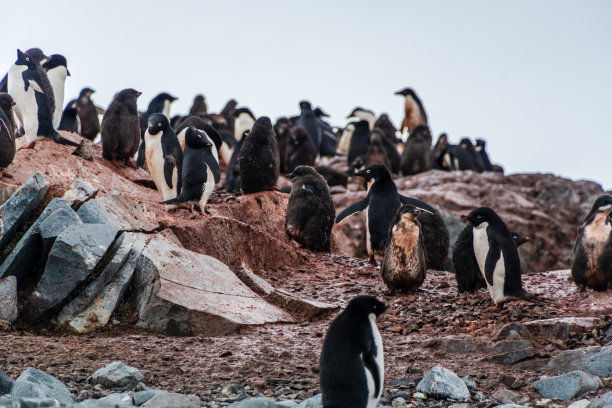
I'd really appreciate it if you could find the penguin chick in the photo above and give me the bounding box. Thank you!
[144,113,183,202]
[0,93,16,167]
[188,94,208,116]
[571,194,612,291]
[320,295,388,408]
[382,205,428,292]
[400,124,432,175]
[76,87,99,140]
[238,116,279,194]
[101,89,142,163]
[285,166,335,252]
[314,165,348,188]
[163,127,220,215]
[286,126,317,172]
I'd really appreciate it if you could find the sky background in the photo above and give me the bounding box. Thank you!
[1,1,611,190]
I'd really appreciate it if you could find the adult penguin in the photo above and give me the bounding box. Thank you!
[101,88,142,163]
[238,116,279,193]
[136,92,177,167]
[459,138,486,172]
[571,195,612,291]
[400,124,433,175]
[0,93,16,167]
[474,139,494,171]
[347,120,370,171]
[42,54,70,128]
[0,47,47,92]
[395,87,428,134]
[285,166,335,252]
[233,107,256,142]
[174,116,222,159]
[75,87,99,140]
[58,99,78,133]
[320,295,388,408]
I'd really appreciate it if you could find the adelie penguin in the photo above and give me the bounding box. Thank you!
[75,87,99,140]
[144,113,183,202]
[320,295,388,408]
[58,100,78,133]
[7,50,78,147]
[395,87,428,134]
[42,54,70,129]
[163,127,220,215]
[101,89,142,163]
[233,107,256,142]
[459,207,527,304]
[285,166,335,252]
[347,120,371,171]
[136,92,178,167]
[335,164,436,263]
[238,116,279,194]
[0,47,47,93]
[0,93,16,167]
[571,194,612,291]
[175,116,222,159]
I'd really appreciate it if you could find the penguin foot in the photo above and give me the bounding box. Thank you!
[368,255,377,266]
[18,141,37,150]
[190,204,207,216]
[486,304,503,312]
[124,158,138,169]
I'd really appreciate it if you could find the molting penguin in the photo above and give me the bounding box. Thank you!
[286,126,317,172]
[42,54,70,128]
[320,295,388,408]
[285,166,335,252]
[571,195,612,291]
[101,89,142,163]
[75,87,99,140]
[233,107,256,142]
[163,127,220,215]
[0,48,47,93]
[58,99,78,133]
[0,93,16,167]
[7,50,77,146]
[395,88,428,134]
[373,114,400,145]
[400,124,432,175]
[462,207,527,304]
[238,116,279,193]
[382,205,428,292]
[188,94,208,116]
[335,164,436,263]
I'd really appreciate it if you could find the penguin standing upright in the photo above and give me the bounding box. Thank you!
[296,101,321,153]
[0,93,16,167]
[162,127,220,215]
[188,94,208,116]
[320,295,388,408]
[285,166,335,252]
[286,126,317,172]
[136,92,178,167]
[571,195,612,291]
[274,118,291,173]
[459,138,486,172]
[238,116,279,194]
[347,120,370,170]
[7,50,77,147]
[75,87,99,140]
[233,107,256,142]
[0,48,47,93]
[474,139,493,171]
[395,88,428,134]
[101,89,142,163]
[175,116,222,161]
[400,124,432,175]
[461,207,527,304]
[42,54,69,128]
[144,113,183,202]
[58,99,78,133]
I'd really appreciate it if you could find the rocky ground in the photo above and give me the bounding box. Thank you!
[0,134,611,408]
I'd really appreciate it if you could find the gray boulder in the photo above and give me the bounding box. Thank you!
[37,207,82,254]
[0,276,18,323]
[548,345,612,377]
[492,405,529,408]
[232,398,282,408]
[0,367,13,395]
[591,391,612,408]
[0,171,49,252]
[11,368,74,406]
[0,198,71,284]
[140,393,199,408]
[533,370,602,400]
[77,193,158,232]
[567,400,594,408]
[96,393,134,406]
[488,340,535,364]
[19,397,60,408]
[297,394,322,408]
[133,390,168,406]
[523,317,599,340]
[416,366,470,401]
[90,361,143,390]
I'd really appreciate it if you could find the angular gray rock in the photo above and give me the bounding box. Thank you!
[460,376,477,391]
[0,367,13,395]
[523,317,599,340]
[232,398,283,408]
[416,366,470,401]
[0,276,17,323]
[492,405,529,408]
[97,393,134,406]
[491,388,526,405]
[37,207,82,254]
[424,335,481,353]
[0,171,49,252]
[140,392,199,408]
[19,397,61,408]
[297,394,322,408]
[77,193,158,232]
[0,198,71,284]
[91,361,143,389]
[23,224,119,321]
[533,370,602,400]
[62,179,98,208]
[591,391,612,408]
[548,345,612,377]
[0,182,18,205]
[567,400,594,408]
[11,368,74,406]
[133,390,168,406]
[488,340,535,364]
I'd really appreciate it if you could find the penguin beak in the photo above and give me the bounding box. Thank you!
[67,69,71,76]
[286,172,295,179]
[461,214,469,222]
[136,91,142,97]
[10,100,16,106]
[524,236,531,242]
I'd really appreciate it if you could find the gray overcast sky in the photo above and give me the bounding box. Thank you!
[2,1,611,189]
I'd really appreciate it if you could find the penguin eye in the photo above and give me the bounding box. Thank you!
[476,215,483,219]
[158,122,162,127]
[366,170,371,174]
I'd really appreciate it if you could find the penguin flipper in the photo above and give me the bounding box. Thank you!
[136,139,146,168]
[204,155,221,183]
[302,183,318,195]
[163,153,177,189]
[335,197,368,223]
[363,346,382,398]
[399,195,436,213]
[483,240,501,286]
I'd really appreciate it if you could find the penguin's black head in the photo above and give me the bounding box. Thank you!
[286,165,318,180]
[299,100,312,112]
[147,113,170,135]
[233,107,256,120]
[462,207,502,229]
[394,87,415,97]
[42,54,69,76]
[314,107,329,118]
[114,88,141,103]
[193,94,205,102]
[250,116,273,134]
[185,127,213,149]
[510,231,530,247]
[590,195,612,212]
[459,138,474,149]
[352,120,370,133]
[15,49,37,68]
[356,164,390,182]
[346,107,374,119]
[475,139,486,148]
[154,92,178,103]
[24,48,47,63]
[345,295,389,319]
[79,87,95,98]
[0,93,16,110]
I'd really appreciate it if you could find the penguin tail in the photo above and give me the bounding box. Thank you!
[48,130,80,147]
[161,197,184,205]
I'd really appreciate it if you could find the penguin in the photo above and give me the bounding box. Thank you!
[0,48,47,93]
[238,116,279,194]
[188,94,208,116]
[285,166,335,252]
[511,231,530,248]
[296,101,322,151]
[459,138,486,172]
[7,50,77,147]
[382,205,428,292]
[314,107,329,118]
[75,87,99,140]
[462,207,527,304]
[474,139,493,171]
[233,107,256,142]
[223,137,243,193]
[174,116,222,160]
[571,195,612,291]
[347,120,371,170]
[433,134,477,171]
[286,126,317,172]
[314,165,348,188]
[58,99,78,133]
[372,124,401,174]
[144,113,183,201]
[313,106,337,157]
[162,127,220,215]
[136,92,178,167]
[366,129,392,171]
[335,164,436,263]
[336,122,354,155]
[400,124,432,175]
[219,98,238,135]
[320,295,388,408]
[0,93,16,167]
[394,88,428,134]
[41,54,70,128]
[347,107,376,129]
[101,89,142,163]
[373,114,400,145]
[274,117,291,173]
[417,208,451,271]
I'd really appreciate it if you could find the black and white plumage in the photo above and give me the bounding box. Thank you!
[461,207,527,304]
[571,195,612,291]
[0,48,46,93]
[144,113,183,202]
[395,87,428,134]
[285,166,335,252]
[175,116,222,159]
[58,99,78,133]
[233,107,256,142]
[0,93,16,167]
[101,89,142,162]
[459,138,486,173]
[7,50,77,146]
[238,116,279,194]
[75,87,99,140]
[136,92,178,167]
[41,54,69,128]
[163,127,220,215]
[320,295,388,408]
[475,139,493,171]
